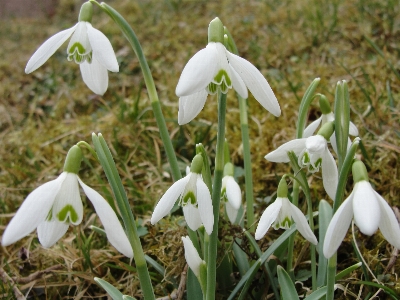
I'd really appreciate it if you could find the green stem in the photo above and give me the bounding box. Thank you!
[93,1,181,182]
[206,92,227,300]
[92,134,155,300]
[326,253,337,300]
[238,96,255,232]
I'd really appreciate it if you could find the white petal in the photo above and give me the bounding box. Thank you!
[25,25,77,73]
[226,51,280,117]
[229,64,248,98]
[176,45,218,97]
[78,179,133,258]
[264,139,307,163]
[225,201,239,224]
[196,178,214,235]
[37,220,69,248]
[178,90,208,125]
[52,173,83,225]
[151,177,189,224]
[255,199,282,240]
[183,204,202,232]
[321,149,338,200]
[329,133,339,155]
[303,117,322,138]
[224,176,242,209]
[352,181,380,235]
[288,202,318,245]
[349,121,359,136]
[182,236,203,277]
[375,192,400,249]
[323,194,354,258]
[80,59,108,95]
[86,23,119,72]
[1,174,65,246]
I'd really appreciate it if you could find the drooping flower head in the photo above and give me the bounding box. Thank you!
[303,95,359,153]
[323,160,400,258]
[221,162,242,224]
[175,17,281,125]
[255,178,317,245]
[265,122,338,200]
[25,2,118,95]
[151,155,214,234]
[1,145,133,257]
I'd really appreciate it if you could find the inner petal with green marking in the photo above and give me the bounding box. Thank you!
[181,191,197,206]
[206,69,231,94]
[56,204,79,223]
[67,42,92,64]
[274,216,292,230]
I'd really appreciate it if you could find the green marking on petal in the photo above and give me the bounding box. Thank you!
[67,42,92,64]
[182,191,196,206]
[214,69,231,86]
[207,69,232,95]
[301,152,310,166]
[273,216,292,230]
[57,204,79,223]
[221,188,227,202]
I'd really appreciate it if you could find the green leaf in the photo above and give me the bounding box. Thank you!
[94,277,123,300]
[277,266,300,300]
[304,286,330,300]
[335,262,362,281]
[317,200,332,287]
[296,78,320,138]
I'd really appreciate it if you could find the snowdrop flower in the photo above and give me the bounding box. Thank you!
[151,155,214,234]
[303,95,358,153]
[323,161,400,258]
[1,146,133,258]
[176,17,280,125]
[221,163,241,224]
[265,122,338,200]
[182,236,204,277]
[255,178,317,244]
[25,2,118,95]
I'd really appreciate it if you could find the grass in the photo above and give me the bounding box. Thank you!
[0,0,399,298]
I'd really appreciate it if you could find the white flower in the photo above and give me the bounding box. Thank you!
[1,172,133,258]
[323,181,400,258]
[151,172,214,235]
[175,42,281,124]
[255,197,317,245]
[182,236,204,277]
[25,21,118,95]
[265,135,338,200]
[304,112,359,153]
[221,175,241,224]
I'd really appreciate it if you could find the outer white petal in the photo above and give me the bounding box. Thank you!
[225,176,242,209]
[25,25,77,73]
[303,117,322,138]
[52,173,83,225]
[229,64,248,99]
[79,178,133,258]
[183,204,202,232]
[225,201,239,224]
[37,220,69,248]
[352,181,380,235]
[323,194,354,258]
[178,90,208,125]
[288,202,318,245]
[1,173,66,246]
[86,23,119,72]
[375,192,400,249]
[176,46,218,97]
[80,58,108,95]
[151,177,189,224]
[196,178,214,235]
[182,236,203,277]
[255,199,282,240]
[321,149,338,200]
[265,139,307,163]
[226,51,280,117]
[349,121,359,136]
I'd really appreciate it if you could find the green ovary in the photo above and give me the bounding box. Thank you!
[57,204,79,223]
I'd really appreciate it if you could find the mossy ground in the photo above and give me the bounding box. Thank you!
[0,0,399,299]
